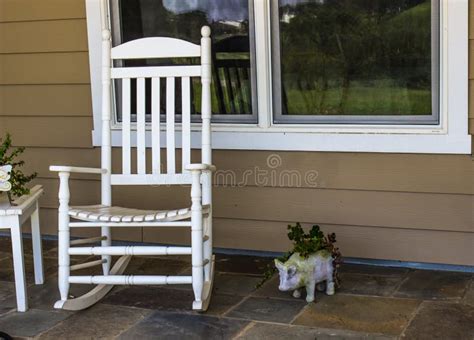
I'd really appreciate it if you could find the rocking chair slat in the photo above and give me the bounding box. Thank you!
[151,77,161,174]
[166,77,176,174]
[182,76,191,172]
[137,77,146,175]
[122,78,131,175]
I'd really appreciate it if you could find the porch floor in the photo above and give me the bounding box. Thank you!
[0,237,472,339]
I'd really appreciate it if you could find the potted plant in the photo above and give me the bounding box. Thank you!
[259,223,342,303]
[0,133,37,205]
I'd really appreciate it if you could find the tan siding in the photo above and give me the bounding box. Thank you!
[0,85,91,116]
[20,148,474,195]
[0,19,88,54]
[0,52,90,84]
[0,0,85,22]
[36,177,473,233]
[0,117,93,148]
[0,0,472,266]
[144,219,474,266]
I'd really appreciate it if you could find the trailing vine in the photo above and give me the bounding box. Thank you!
[0,133,37,204]
[257,223,342,288]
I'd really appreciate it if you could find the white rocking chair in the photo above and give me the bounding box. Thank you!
[49,25,215,311]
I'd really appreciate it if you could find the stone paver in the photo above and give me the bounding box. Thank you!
[294,294,421,336]
[38,303,150,339]
[0,309,70,338]
[124,255,190,275]
[226,296,306,323]
[0,236,469,340]
[0,279,98,311]
[215,254,271,275]
[118,310,249,340]
[394,270,471,300]
[462,278,474,306]
[253,275,297,300]
[339,272,403,297]
[0,236,57,257]
[103,285,245,316]
[237,322,397,340]
[340,264,409,277]
[402,301,474,340]
[0,255,58,283]
[0,282,15,300]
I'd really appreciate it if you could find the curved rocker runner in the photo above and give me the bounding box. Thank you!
[49,7,216,312]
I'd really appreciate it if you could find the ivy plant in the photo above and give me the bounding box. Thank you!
[257,223,342,288]
[0,133,37,204]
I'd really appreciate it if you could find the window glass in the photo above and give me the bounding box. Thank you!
[113,0,257,122]
[272,0,439,124]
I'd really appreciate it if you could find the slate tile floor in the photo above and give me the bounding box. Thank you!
[0,237,472,339]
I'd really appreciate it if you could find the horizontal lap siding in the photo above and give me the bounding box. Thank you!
[0,0,472,266]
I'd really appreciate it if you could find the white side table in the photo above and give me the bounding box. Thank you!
[0,185,44,312]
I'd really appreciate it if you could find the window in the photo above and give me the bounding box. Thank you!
[272,0,439,124]
[86,0,471,154]
[110,0,257,123]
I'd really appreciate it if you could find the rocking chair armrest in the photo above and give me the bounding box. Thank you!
[185,164,216,172]
[50,166,107,175]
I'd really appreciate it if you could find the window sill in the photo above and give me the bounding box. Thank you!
[92,127,472,154]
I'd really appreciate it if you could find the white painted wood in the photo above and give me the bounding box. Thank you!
[70,236,107,245]
[70,222,192,228]
[111,65,201,79]
[55,255,131,311]
[193,255,215,311]
[57,172,71,303]
[70,275,193,285]
[100,19,113,275]
[190,169,204,305]
[111,37,200,59]
[181,77,191,172]
[69,246,191,256]
[53,21,215,312]
[10,220,27,312]
[68,204,209,222]
[111,173,194,185]
[70,259,107,272]
[121,78,131,175]
[50,166,107,174]
[166,77,176,174]
[152,77,161,174]
[137,77,146,175]
[0,185,44,312]
[30,202,44,285]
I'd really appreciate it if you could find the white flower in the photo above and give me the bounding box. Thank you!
[0,165,12,192]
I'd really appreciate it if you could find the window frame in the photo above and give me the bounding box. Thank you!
[86,0,471,154]
[109,0,259,124]
[270,0,441,125]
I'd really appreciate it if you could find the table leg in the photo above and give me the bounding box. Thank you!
[11,220,28,312]
[31,202,44,285]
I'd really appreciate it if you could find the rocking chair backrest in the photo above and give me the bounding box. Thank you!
[100,27,212,187]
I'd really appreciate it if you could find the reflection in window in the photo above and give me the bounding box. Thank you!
[113,0,256,122]
[272,0,439,124]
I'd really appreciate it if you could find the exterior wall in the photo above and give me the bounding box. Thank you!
[1,0,473,265]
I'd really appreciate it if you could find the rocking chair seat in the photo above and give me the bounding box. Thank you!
[69,204,210,223]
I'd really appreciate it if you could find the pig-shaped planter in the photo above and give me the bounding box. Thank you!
[275,250,335,303]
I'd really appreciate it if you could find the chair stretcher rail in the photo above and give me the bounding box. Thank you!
[68,246,192,256]
[69,275,193,285]
[69,222,192,228]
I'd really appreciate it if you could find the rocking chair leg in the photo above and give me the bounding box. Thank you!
[203,214,212,281]
[57,172,71,304]
[101,226,111,275]
[191,171,204,308]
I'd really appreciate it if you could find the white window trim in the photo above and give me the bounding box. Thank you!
[86,0,471,154]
